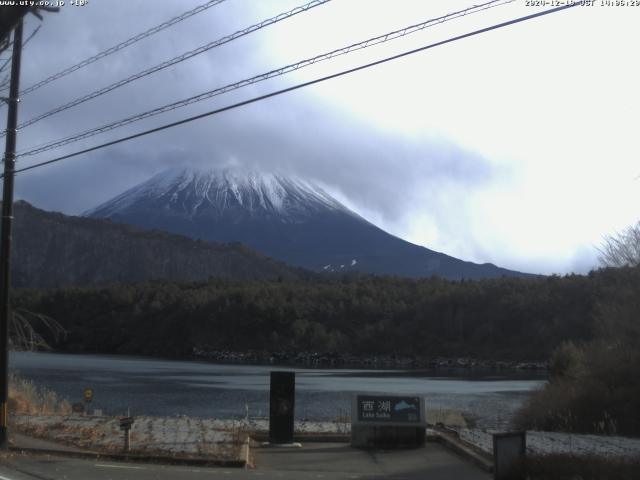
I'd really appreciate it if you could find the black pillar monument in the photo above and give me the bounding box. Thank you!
[269,371,295,444]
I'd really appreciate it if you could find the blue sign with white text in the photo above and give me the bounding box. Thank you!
[356,395,421,423]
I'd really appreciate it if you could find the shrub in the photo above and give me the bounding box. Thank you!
[514,342,640,436]
[8,372,70,415]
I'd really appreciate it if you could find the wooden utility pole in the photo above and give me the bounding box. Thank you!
[0,18,23,450]
[0,6,30,48]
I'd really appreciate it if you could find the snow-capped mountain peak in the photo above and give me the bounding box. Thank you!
[85,165,530,280]
[84,166,358,222]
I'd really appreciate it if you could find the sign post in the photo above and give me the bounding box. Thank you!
[83,388,93,403]
[70,387,94,416]
[119,416,134,452]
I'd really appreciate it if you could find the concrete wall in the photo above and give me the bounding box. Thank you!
[351,425,426,448]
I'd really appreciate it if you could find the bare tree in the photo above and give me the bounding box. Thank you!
[10,309,65,351]
[599,221,640,267]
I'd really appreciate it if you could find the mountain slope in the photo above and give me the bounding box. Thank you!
[85,167,531,280]
[9,201,303,288]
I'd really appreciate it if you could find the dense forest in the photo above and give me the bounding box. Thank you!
[12,266,639,362]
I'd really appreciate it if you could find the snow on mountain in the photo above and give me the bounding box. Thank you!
[84,166,359,223]
[85,165,531,280]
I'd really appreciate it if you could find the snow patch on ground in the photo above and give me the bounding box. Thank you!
[17,414,636,460]
[455,427,640,458]
[11,414,242,459]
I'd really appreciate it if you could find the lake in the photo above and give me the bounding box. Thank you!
[10,352,545,430]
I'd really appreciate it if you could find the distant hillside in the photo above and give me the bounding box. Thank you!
[8,201,304,288]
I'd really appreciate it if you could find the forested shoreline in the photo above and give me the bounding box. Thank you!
[12,266,638,362]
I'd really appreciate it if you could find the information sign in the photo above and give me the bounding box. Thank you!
[352,395,426,425]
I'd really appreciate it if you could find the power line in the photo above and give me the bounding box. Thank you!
[0,0,228,96]
[19,23,40,49]
[0,23,40,107]
[11,3,579,177]
[0,24,39,75]
[5,0,331,137]
[18,0,515,158]
[0,23,40,92]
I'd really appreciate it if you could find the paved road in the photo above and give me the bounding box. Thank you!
[0,442,490,480]
[254,442,490,479]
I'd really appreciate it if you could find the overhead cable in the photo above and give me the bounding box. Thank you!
[2,0,229,96]
[18,0,514,157]
[0,24,40,76]
[0,23,41,107]
[5,0,331,137]
[11,3,580,176]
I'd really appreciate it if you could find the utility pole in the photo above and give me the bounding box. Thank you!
[0,18,23,450]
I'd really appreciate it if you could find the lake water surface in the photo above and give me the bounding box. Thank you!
[10,352,545,429]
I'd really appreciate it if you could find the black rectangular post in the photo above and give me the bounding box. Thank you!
[269,371,295,444]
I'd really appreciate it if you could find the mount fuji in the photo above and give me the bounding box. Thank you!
[84,166,529,279]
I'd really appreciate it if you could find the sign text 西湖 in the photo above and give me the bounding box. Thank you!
[356,395,421,423]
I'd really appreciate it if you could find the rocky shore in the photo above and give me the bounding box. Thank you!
[191,348,548,371]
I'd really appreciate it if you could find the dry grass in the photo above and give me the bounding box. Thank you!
[8,372,70,416]
[427,408,468,428]
[11,415,242,459]
[227,419,250,447]
[332,408,350,434]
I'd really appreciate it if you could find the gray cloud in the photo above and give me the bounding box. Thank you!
[15,1,497,208]
[11,0,509,270]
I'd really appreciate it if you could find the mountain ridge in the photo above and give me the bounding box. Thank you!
[86,166,532,280]
[9,200,305,288]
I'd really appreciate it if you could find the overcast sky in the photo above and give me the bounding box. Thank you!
[6,0,640,275]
